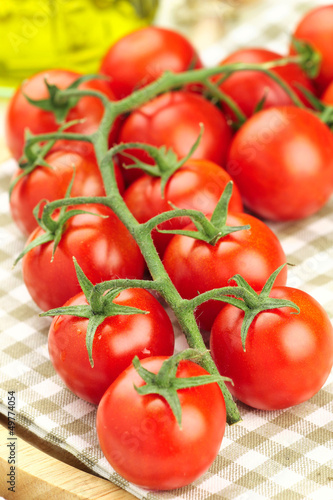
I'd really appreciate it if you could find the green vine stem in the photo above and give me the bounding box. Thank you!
[20,47,318,425]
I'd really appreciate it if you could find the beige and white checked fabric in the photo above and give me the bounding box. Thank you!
[1,1,333,498]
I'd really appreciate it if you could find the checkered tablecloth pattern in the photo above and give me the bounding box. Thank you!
[1,1,333,498]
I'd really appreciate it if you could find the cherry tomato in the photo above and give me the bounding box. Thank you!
[321,79,333,104]
[124,158,243,256]
[163,212,287,331]
[10,150,124,236]
[100,26,203,99]
[118,90,232,184]
[291,4,333,94]
[5,69,120,161]
[211,286,333,410]
[96,356,226,490]
[22,204,145,311]
[227,106,333,221]
[48,289,174,405]
[217,48,314,118]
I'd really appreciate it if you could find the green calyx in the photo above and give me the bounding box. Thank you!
[291,37,321,79]
[204,264,300,350]
[157,181,250,245]
[133,349,232,427]
[41,258,149,367]
[117,126,204,197]
[23,74,107,124]
[10,121,83,197]
[13,176,106,266]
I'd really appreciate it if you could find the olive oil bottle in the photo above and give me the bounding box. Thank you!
[0,0,158,89]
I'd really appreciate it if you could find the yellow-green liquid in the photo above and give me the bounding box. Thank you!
[0,0,158,89]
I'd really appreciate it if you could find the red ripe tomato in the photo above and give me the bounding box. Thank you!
[163,212,287,331]
[124,159,243,256]
[5,69,120,161]
[100,26,203,99]
[48,289,175,405]
[227,106,333,221]
[321,79,333,104]
[21,204,145,311]
[118,91,232,184]
[211,286,333,410]
[291,5,333,94]
[96,356,226,490]
[10,150,124,236]
[217,48,314,118]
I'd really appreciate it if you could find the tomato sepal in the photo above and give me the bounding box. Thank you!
[112,127,203,196]
[23,74,109,124]
[41,259,149,367]
[157,181,250,245]
[133,349,232,427]
[290,37,322,79]
[198,265,299,350]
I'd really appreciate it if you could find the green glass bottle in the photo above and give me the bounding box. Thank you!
[0,0,158,89]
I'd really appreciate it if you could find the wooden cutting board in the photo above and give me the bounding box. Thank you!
[0,416,135,500]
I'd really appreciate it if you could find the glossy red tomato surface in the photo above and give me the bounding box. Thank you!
[48,289,175,405]
[118,91,232,184]
[100,26,203,99]
[22,204,145,311]
[227,106,333,221]
[10,150,123,236]
[211,286,333,410]
[291,4,333,94]
[5,69,119,160]
[124,159,243,256]
[217,47,314,118]
[321,79,333,104]
[163,212,287,331]
[96,356,226,490]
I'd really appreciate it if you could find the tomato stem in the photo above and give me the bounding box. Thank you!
[25,52,314,425]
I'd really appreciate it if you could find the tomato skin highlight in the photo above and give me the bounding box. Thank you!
[100,26,203,99]
[5,69,119,161]
[96,357,226,490]
[118,91,232,184]
[291,4,333,94]
[48,289,175,405]
[124,158,243,256]
[217,47,314,118]
[211,286,333,410]
[227,106,333,221]
[22,204,145,311]
[163,212,287,331]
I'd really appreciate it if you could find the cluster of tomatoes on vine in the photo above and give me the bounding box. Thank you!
[4,3,333,491]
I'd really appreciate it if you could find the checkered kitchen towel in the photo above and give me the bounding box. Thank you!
[1,1,333,498]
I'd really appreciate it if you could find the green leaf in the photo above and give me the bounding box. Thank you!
[132,356,157,385]
[13,232,54,266]
[210,181,233,227]
[156,228,212,242]
[241,309,258,351]
[228,273,258,296]
[73,258,95,302]
[260,264,286,298]
[86,314,107,367]
[253,92,268,114]
[103,303,149,317]
[40,305,92,318]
